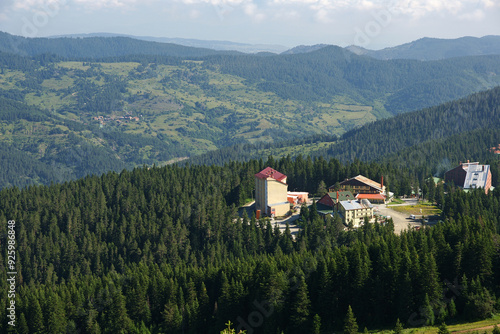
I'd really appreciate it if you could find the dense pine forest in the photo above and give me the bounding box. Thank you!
[1,32,500,333]
[188,87,500,176]
[0,156,499,333]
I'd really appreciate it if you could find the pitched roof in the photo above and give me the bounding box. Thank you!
[316,203,334,215]
[327,191,355,201]
[340,199,373,211]
[338,175,383,191]
[255,167,287,183]
[339,200,363,211]
[356,193,386,200]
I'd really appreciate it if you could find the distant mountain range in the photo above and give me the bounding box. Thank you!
[0,31,240,58]
[1,30,500,188]
[48,32,289,54]
[3,31,500,61]
[346,36,500,60]
[281,36,500,60]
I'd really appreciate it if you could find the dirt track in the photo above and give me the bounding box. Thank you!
[452,324,500,333]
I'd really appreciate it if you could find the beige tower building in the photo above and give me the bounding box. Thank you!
[255,167,290,217]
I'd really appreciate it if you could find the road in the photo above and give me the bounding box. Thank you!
[376,203,421,234]
[375,198,439,234]
[271,209,302,238]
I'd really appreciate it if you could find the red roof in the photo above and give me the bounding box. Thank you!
[356,193,386,200]
[255,167,287,183]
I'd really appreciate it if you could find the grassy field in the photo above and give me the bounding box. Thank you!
[359,315,500,334]
[388,198,406,205]
[407,315,500,334]
[390,202,441,216]
[0,58,387,170]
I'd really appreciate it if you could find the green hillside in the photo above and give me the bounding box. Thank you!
[0,31,239,58]
[205,47,500,114]
[189,87,500,180]
[350,35,500,60]
[1,34,500,188]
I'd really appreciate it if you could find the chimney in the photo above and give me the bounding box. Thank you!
[381,175,384,188]
[337,191,339,202]
[467,159,470,163]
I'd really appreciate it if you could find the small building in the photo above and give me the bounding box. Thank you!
[338,199,374,227]
[355,193,386,204]
[287,192,309,205]
[317,191,355,208]
[444,161,492,194]
[255,167,290,217]
[316,191,373,226]
[330,175,389,203]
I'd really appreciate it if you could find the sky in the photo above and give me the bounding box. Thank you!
[0,0,499,49]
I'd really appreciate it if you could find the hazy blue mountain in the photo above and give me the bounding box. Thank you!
[48,32,288,54]
[346,35,500,60]
[280,44,329,55]
[0,31,240,58]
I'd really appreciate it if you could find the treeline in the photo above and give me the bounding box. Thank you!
[0,159,499,333]
[0,97,49,122]
[189,87,500,179]
[330,86,500,162]
[204,47,500,113]
[0,32,238,59]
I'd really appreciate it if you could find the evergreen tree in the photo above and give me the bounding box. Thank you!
[393,318,403,334]
[344,305,358,334]
[46,293,67,333]
[106,289,133,333]
[421,294,435,326]
[448,299,457,319]
[30,298,45,334]
[437,322,450,334]
[313,314,321,334]
[18,313,29,334]
[289,276,311,333]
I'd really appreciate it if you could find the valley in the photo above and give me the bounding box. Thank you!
[0,32,500,334]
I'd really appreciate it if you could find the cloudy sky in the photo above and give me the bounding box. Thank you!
[0,0,499,49]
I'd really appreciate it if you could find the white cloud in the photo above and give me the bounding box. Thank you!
[458,8,485,20]
[8,0,158,12]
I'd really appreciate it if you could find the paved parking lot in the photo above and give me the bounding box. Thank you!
[374,204,423,234]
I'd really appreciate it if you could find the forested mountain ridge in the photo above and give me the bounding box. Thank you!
[347,35,500,60]
[204,47,500,114]
[48,32,289,54]
[0,31,239,58]
[189,86,500,171]
[0,155,499,333]
[1,34,500,189]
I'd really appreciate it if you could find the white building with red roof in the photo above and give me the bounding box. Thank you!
[255,167,290,217]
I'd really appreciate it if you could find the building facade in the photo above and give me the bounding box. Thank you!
[329,175,388,203]
[444,161,492,194]
[255,167,290,217]
[338,199,374,227]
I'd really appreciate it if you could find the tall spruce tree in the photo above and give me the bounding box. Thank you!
[344,305,358,334]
